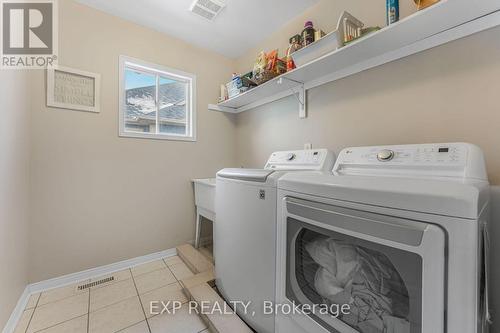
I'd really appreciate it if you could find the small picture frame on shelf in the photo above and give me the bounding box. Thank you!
[47,66,100,113]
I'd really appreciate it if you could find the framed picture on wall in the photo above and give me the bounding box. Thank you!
[47,66,101,113]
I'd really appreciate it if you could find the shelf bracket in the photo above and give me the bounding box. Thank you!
[208,104,237,113]
[295,85,306,119]
[277,77,307,119]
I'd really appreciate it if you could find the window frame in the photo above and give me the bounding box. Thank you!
[118,55,197,141]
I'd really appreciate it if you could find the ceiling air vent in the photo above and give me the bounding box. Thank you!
[189,0,226,21]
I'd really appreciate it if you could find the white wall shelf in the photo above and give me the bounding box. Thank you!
[209,0,500,118]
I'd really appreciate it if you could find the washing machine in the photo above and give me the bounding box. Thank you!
[275,143,490,333]
[215,149,335,333]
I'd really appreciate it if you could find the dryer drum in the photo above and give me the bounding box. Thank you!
[286,219,423,333]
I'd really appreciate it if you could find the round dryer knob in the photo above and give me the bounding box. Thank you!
[377,149,395,162]
[286,153,296,161]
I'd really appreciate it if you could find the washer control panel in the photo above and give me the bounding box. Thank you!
[265,149,335,171]
[377,149,395,162]
[333,143,487,180]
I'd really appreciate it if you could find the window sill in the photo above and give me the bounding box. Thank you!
[118,131,196,142]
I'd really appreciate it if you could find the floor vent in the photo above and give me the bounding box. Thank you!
[78,276,114,290]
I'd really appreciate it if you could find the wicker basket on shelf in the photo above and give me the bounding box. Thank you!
[252,70,280,85]
[252,58,286,85]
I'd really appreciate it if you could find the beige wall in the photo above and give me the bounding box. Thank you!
[28,0,237,282]
[0,71,31,326]
[236,0,416,73]
[1,0,496,327]
[233,4,500,330]
[235,27,500,185]
[5,0,499,321]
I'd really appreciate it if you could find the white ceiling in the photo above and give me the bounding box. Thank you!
[75,0,320,58]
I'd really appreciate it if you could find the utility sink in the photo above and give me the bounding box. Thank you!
[192,178,216,214]
[192,178,216,249]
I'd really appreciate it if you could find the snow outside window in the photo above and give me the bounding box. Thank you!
[119,56,196,141]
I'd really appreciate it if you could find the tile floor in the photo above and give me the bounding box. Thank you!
[14,257,209,333]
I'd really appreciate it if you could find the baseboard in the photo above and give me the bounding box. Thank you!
[2,286,30,333]
[29,247,177,294]
[2,247,176,333]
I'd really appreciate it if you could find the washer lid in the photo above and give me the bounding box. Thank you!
[217,168,275,182]
[278,172,490,219]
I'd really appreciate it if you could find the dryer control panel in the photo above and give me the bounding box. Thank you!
[265,149,335,171]
[334,143,487,180]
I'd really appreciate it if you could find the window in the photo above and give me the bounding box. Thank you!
[119,56,196,141]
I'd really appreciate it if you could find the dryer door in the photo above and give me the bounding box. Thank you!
[281,197,445,333]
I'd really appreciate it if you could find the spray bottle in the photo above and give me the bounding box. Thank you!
[386,0,399,25]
